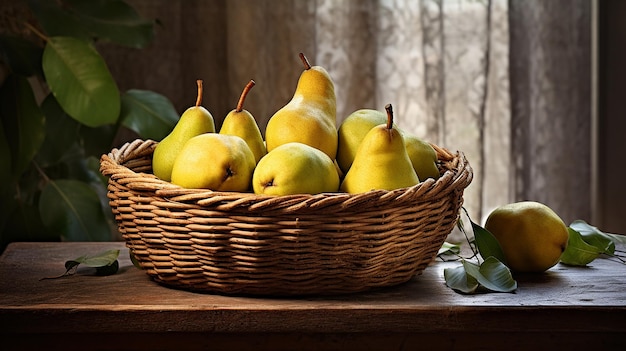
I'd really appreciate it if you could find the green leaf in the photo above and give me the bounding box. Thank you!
[0,35,44,77]
[560,228,603,266]
[471,219,507,264]
[36,94,80,167]
[120,89,179,140]
[29,0,93,41]
[79,124,117,157]
[65,0,155,48]
[569,220,615,255]
[42,36,120,127]
[438,241,461,256]
[69,249,120,268]
[43,249,119,279]
[605,233,626,246]
[463,257,517,293]
[39,179,112,241]
[0,74,46,179]
[444,265,479,294]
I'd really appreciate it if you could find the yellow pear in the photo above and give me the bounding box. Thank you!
[252,142,339,196]
[337,108,440,180]
[484,201,569,273]
[219,80,266,163]
[152,80,215,181]
[337,109,387,174]
[170,133,255,192]
[340,104,419,194]
[264,53,338,159]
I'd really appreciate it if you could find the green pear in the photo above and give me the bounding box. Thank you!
[252,142,339,196]
[337,108,440,180]
[219,80,266,163]
[152,80,215,181]
[403,134,440,181]
[265,53,338,159]
[340,104,419,194]
[170,133,255,191]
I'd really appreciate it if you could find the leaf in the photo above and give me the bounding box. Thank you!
[69,249,120,268]
[438,241,461,256]
[43,249,120,279]
[65,0,155,48]
[0,35,44,77]
[605,233,626,246]
[120,89,179,140]
[463,257,517,293]
[560,228,603,266]
[79,124,117,157]
[444,265,479,294]
[35,94,80,167]
[471,219,507,264]
[28,0,93,41]
[569,220,615,255]
[0,74,46,179]
[42,36,120,127]
[38,179,112,241]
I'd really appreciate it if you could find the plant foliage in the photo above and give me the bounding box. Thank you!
[0,0,178,252]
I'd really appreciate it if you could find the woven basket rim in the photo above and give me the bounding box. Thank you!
[99,138,473,213]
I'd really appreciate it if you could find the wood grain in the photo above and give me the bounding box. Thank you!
[1,242,625,350]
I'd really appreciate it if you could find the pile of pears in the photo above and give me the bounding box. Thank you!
[152,53,440,196]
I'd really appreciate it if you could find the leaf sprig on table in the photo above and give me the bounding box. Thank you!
[40,249,120,280]
[439,208,517,294]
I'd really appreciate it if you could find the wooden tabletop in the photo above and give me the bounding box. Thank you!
[1,241,625,351]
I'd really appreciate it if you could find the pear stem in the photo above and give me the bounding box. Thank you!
[384,104,394,130]
[195,80,203,107]
[236,80,255,112]
[299,52,311,70]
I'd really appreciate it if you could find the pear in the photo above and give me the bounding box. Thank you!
[340,104,419,194]
[337,109,387,173]
[152,80,215,181]
[265,53,338,159]
[252,142,340,196]
[170,133,255,192]
[337,108,440,180]
[219,80,267,163]
[403,134,440,181]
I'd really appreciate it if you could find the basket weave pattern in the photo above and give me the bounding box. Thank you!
[100,139,473,296]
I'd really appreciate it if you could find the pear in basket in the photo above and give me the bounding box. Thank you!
[340,104,419,194]
[264,53,338,159]
[403,134,440,181]
[219,80,266,163]
[152,80,215,181]
[338,108,439,181]
[252,142,339,196]
[170,133,255,192]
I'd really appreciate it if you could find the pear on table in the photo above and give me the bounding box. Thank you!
[340,104,420,194]
[152,80,215,182]
[219,80,267,163]
[264,53,338,159]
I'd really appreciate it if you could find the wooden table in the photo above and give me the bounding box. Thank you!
[1,242,625,351]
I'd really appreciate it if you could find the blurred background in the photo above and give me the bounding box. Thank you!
[1,0,624,250]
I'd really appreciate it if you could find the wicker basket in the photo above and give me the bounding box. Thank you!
[99,138,472,296]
